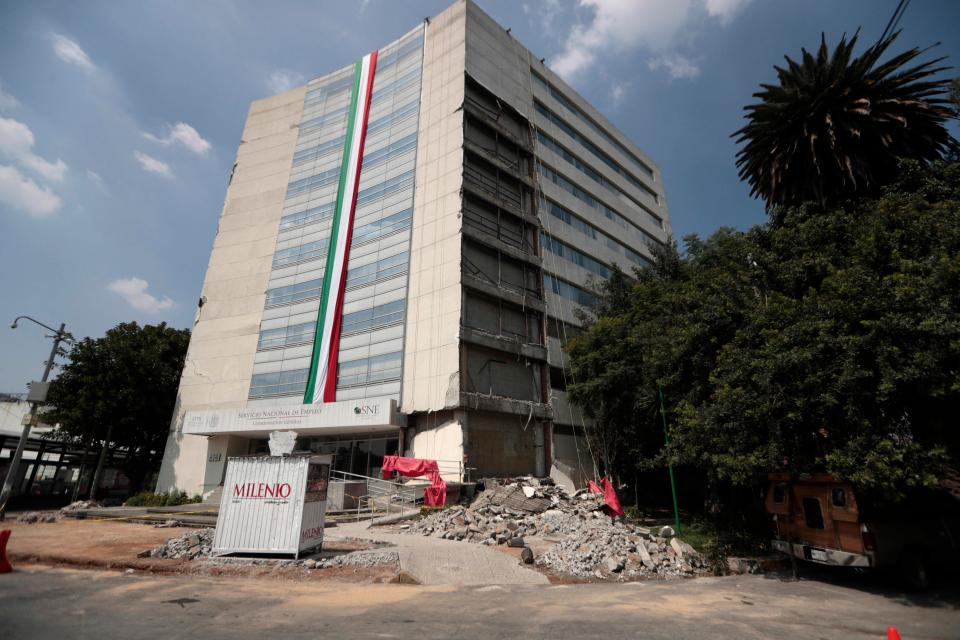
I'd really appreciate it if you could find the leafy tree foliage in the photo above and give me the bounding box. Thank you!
[734,31,957,209]
[568,161,960,500]
[45,322,189,492]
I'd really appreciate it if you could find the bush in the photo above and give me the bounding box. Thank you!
[125,491,202,507]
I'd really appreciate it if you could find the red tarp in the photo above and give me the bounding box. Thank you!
[381,456,446,506]
[589,477,625,517]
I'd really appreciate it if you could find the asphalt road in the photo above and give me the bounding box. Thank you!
[2,564,958,640]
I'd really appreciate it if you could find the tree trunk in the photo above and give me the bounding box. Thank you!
[88,424,114,501]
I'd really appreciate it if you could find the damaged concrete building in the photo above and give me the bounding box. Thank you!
[156,0,672,497]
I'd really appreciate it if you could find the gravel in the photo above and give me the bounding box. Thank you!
[399,477,709,581]
[144,528,398,570]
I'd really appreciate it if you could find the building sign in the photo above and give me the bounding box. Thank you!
[182,396,402,437]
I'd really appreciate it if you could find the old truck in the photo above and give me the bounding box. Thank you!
[765,472,960,589]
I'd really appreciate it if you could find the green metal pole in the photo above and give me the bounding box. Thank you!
[659,385,681,535]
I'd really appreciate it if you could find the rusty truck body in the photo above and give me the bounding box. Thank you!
[765,472,960,588]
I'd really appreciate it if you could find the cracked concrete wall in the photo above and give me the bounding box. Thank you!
[400,0,466,415]
[156,86,305,495]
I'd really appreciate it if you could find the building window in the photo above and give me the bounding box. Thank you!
[249,368,309,398]
[341,300,406,336]
[345,251,409,289]
[544,274,596,307]
[257,321,317,350]
[531,70,656,180]
[265,278,324,307]
[337,352,403,388]
[802,497,825,529]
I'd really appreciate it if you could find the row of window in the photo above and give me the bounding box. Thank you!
[288,133,417,199]
[541,233,611,278]
[365,100,419,138]
[370,66,422,109]
[544,199,653,268]
[300,105,349,135]
[279,201,335,232]
[249,368,310,398]
[374,34,423,73]
[544,273,596,307]
[248,347,405,398]
[540,163,662,233]
[265,250,410,308]
[352,207,412,246]
[258,321,316,351]
[286,164,342,199]
[346,251,409,289]
[257,297,406,352]
[338,351,403,388]
[537,130,658,212]
[531,70,655,180]
[279,168,414,234]
[356,170,414,208]
[305,73,355,107]
[273,237,328,269]
[535,102,657,202]
[342,299,406,335]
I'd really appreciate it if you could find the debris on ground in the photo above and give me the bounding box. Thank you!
[60,500,101,514]
[15,511,60,524]
[147,528,215,559]
[400,477,709,580]
[144,528,398,570]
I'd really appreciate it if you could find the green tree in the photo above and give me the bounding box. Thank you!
[734,31,957,210]
[568,161,960,501]
[45,322,190,497]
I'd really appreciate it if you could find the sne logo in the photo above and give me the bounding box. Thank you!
[232,482,292,499]
[353,404,380,416]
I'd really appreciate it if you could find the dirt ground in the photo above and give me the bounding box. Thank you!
[2,516,397,583]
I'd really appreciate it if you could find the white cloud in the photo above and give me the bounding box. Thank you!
[51,34,94,70]
[523,0,564,35]
[705,0,753,23]
[551,0,751,81]
[133,150,172,177]
[609,82,627,107]
[0,82,18,113]
[107,277,174,313]
[0,116,68,182]
[267,69,306,95]
[648,54,702,80]
[0,164,62,216]
[142,122,211,155]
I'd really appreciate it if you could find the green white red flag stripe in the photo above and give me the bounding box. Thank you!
[304,50,378,404]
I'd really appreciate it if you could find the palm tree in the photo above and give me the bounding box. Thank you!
[734,30,957,210]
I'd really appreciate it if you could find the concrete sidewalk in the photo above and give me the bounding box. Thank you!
[331,520,549,586]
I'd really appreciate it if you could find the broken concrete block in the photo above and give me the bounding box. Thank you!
[606,557,626,573]
[637,543,655,569]
[520,547,534,564]
[670,537,684,558]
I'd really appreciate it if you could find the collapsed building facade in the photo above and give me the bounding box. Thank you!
[156,0,672,497]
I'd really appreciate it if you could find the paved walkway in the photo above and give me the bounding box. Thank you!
[331,520,549,586]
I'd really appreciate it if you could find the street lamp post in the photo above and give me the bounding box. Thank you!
[0,316,71,519]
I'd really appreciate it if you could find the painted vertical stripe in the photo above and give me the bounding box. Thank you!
[303,50,378,405]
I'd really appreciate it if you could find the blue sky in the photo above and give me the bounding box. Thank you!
[1,0,958,391]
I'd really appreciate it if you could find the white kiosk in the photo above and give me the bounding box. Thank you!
[213,451,332,558]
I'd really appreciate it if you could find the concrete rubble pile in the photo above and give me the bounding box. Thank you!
[146,528,215,560]
[15,511,60,524]
[60,500,101,514]
[144,528,398,570]
[402,477,708,580]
